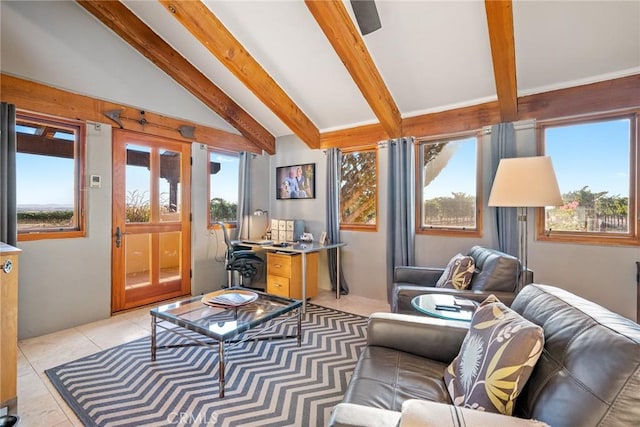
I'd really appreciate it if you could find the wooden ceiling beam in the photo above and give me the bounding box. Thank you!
[305,0,402,139]
[403,101,502,139]
[1,74,261,153]
[320,123,387,149]
[485,0,518,122]
[320,74,640,149]
[518,74,640,121]
[76,0,275,154]
[159,0,320,149]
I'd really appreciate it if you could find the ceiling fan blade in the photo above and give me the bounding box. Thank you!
[350,0,382,36]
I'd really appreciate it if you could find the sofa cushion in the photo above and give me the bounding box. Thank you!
[343,346,452,412]
[444,295,544,415]
[436,254,475,290]
[467,246,520,293]
[399,400,550,427]
[510,284,640,426]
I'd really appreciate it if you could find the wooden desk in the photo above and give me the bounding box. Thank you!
[262,241,346,312]
[267,251,318,299]
[0,242,20,415]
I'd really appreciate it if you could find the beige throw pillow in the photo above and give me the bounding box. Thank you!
[444,295,544,415]
[436,254,475,290]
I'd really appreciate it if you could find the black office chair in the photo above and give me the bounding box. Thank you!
[217,222,264,287]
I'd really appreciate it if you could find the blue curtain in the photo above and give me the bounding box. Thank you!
[386,137,415,302]
[0,103,17,246]
[326,148,349,294]
[236,152,251,240]
[491,123,518,256]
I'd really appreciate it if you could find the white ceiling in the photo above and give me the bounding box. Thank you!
[2,1,639,141]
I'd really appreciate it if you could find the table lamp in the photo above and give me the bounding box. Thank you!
[488,156,563,291]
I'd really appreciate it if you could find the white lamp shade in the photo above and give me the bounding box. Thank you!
[488,156,563,207]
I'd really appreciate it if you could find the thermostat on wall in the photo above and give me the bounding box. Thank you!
[90,175,102,188]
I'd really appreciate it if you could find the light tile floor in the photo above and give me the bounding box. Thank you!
[15,290,389,426]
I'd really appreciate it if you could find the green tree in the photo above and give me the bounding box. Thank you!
[424,192,475,227]
[341,151,377,224]
[547,186,628,232]
[210,198,237,222]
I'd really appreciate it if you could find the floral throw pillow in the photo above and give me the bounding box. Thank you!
[435,254,475,290]
[444,295,544,415]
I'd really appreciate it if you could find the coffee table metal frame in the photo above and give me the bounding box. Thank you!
[150,288,302,398]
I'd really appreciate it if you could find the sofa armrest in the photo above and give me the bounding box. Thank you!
[400,400,549,427]
[367,312,469,363]
[394,266,443,286]
[327,403,401,427]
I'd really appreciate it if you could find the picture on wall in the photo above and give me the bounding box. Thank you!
[276,163,316,200]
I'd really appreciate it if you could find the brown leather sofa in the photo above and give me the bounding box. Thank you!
[329,284,640,426]
[392,246,533,313]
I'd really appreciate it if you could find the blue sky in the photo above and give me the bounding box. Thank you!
[423,117,630,200]
[545,118,629,197]
[423,137,476,199]
[16,119,630,206]
[209,151,239,203]
[16,154,74,206]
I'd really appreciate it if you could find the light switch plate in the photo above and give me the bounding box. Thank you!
[90,175,101,188]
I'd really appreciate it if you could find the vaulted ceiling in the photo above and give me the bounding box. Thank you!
[2,1,639,154]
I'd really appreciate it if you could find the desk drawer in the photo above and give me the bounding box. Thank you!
[267,275,291,298]
[267,253,292,278]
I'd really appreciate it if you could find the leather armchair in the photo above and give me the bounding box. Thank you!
[391,246,532,313]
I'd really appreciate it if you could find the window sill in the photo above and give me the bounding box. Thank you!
[18,230,86,241]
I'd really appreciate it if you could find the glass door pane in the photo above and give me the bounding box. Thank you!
[159,231,181,284]
[125,233,151,290]
[126,144,151,223]
[159,149,181,222]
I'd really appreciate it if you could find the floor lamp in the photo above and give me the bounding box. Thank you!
[488,156,563,292]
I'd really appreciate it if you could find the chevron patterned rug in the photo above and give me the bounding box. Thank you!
[45,304,368,427]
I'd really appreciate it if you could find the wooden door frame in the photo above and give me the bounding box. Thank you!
[111,129,191,312]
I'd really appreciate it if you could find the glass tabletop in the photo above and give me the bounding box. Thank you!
[411,294,478,322]
[151,288,301,341]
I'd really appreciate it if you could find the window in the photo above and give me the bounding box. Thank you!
[16,113,85,240]
[537,113,638,245]
[340,148,377,230]
[418,134,481,236]
[208,150,239,226]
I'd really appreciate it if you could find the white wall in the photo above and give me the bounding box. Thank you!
[18,122,113,338]
[268,136,334,288]
[0,0,235,133]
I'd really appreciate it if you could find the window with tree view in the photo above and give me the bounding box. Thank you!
[15,113,85,239]
[419,135,480,234]
[538,114,638,244]
[340,148,377,229]
[208,150,239,225]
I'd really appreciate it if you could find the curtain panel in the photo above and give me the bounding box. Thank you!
[490,122,518,256]
[237,152,252,240]
[386,137,416,302]
[0,102,17,246]
[326,148,349,294]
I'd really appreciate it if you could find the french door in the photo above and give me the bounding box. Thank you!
[111,130,191,312]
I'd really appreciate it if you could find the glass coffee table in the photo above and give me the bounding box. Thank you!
[411,294,478,322]
[150,287,302,397]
